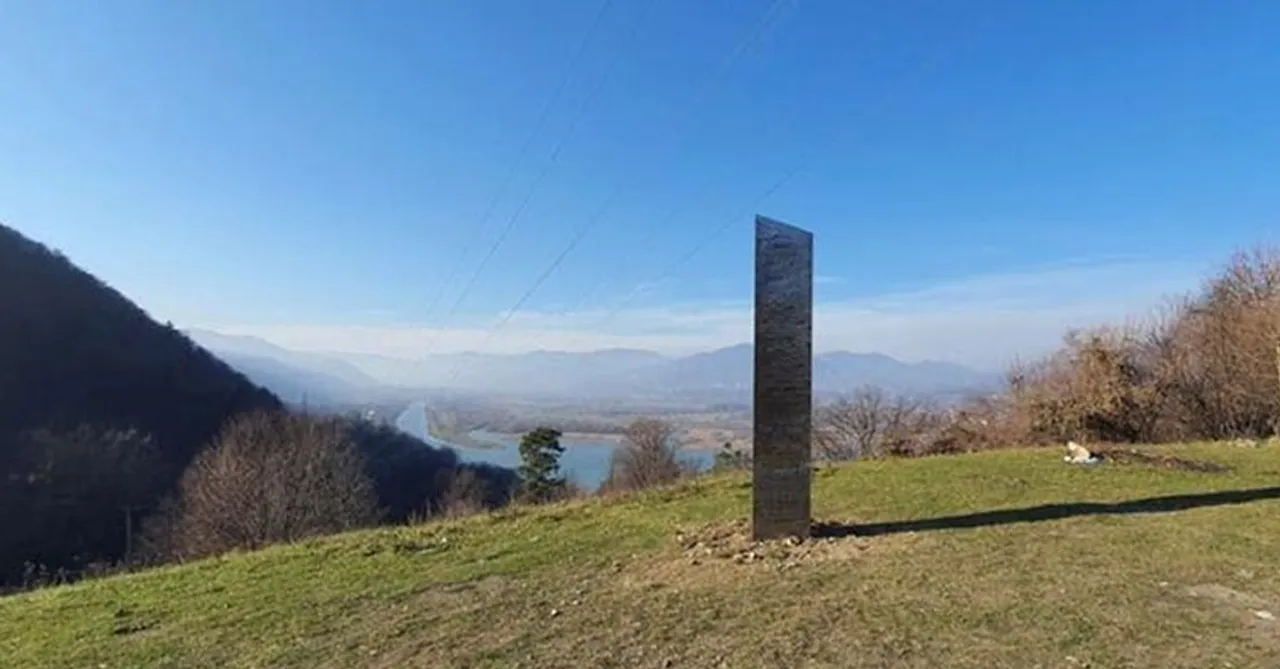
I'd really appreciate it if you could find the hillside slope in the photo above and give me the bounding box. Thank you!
[0,223,280,452]
[4,444,1279,668]
[0,223,281,584]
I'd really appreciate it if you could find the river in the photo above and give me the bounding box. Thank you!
[393,402,715,491]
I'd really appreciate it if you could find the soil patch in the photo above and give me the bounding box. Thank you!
[670,519,906,571]
[1092,446,1231,474]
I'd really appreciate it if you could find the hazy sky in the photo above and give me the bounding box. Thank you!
[2,0,1277,369]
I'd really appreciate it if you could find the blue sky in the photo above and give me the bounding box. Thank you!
[2,0,1278,369]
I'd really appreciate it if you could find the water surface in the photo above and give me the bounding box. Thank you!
[394,402,714,490]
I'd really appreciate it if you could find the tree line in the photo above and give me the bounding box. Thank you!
[4,407,716,593]
[813,247,1280,460]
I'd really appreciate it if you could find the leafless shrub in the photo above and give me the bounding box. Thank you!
[992,246,1280,447]
[430,468,491,519]
[147,411,381,560]
[814,387,949,460]
[1159,248,1280,438]
[1011,325,1164,444]
[813,387,888,460]
[601,418,687,493]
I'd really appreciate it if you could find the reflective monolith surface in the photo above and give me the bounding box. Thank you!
[752,215,813,541]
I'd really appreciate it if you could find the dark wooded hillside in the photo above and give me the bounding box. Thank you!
[0,224,519,590]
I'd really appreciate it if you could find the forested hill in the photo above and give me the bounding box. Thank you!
[0,222,280,451]
[0,222,281,584]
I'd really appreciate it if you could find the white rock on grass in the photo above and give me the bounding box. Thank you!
[1064,441,1102,465]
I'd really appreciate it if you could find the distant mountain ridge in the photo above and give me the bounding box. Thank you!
[185,329,378,387]
[581,343,998,401]
[185,329,380,407]
[192,331,1000,402]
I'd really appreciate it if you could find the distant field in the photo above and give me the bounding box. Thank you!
[4,443,1279,668]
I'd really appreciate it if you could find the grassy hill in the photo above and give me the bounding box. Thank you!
[3,444,1279,668]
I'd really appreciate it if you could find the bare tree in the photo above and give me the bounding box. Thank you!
[814,387,939,460]
[602,418,686,493]
[152,411,380,560]
[814,387,885,460]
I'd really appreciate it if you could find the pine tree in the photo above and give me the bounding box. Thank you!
[713,441,751,472]
[516,427,565,503]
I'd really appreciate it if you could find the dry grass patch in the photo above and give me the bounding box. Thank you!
[3,443,1280,668]
[1090,444,1233,473]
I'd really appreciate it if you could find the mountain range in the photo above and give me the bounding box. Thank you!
[184,329,382,407]
[186,330,1001,405]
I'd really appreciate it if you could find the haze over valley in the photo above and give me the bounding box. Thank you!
[186,327,1000,407]
[183,328,1002,453]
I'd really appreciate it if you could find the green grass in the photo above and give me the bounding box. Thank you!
[4,443,1280,668]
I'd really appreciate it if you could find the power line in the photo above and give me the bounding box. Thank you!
[429,0,657,386]
[586,12,990,340]
[417,0,617,349]
[562,0,800,282]
[441,186,623,386]
[435,0,639,334]
[436,0,663,384]
[575,0,798,288]
[437,0,800,382]
[593,168,798,332]
[428,3,993,410]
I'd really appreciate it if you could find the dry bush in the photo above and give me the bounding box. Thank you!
[815,249,1280,453]
[1157,249,1280,438]
[431,468,492,519]
[147,411,380,560]
[997,246,1280,446]
[1009,325,1163,444]
[807,247,1280,457]
[601,418,688,493]
[910,396,1024,456]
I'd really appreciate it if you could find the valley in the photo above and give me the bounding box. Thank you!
[391,402,720,490]
[188,330,996,455]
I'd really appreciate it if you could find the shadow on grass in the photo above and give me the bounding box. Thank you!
[814,486,1280,538]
